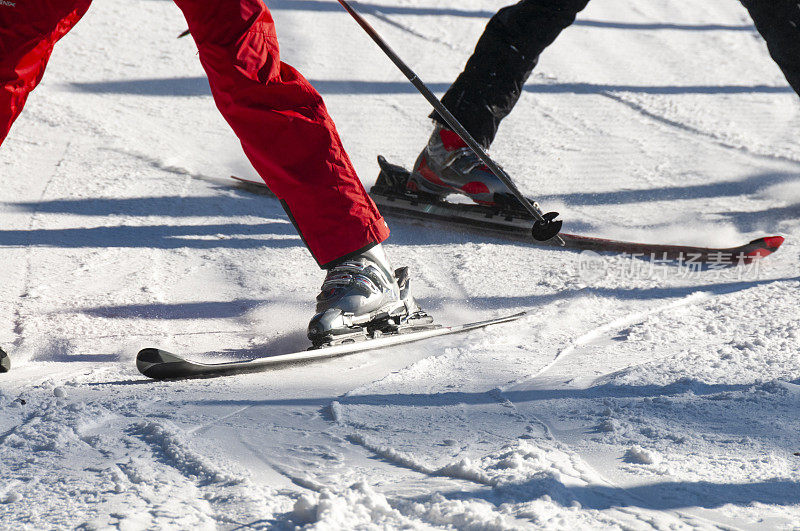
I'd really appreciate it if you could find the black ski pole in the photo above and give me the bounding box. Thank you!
[335,0,564,244]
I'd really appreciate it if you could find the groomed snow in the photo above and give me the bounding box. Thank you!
[1,0,799,528]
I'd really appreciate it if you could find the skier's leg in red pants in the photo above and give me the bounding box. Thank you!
[0,0,92,145]
[173,0,390,267]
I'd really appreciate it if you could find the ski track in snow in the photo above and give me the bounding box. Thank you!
[328,289,739,528]
[2,0,800,528]
[11,140,72,356]
[518,291,712,385]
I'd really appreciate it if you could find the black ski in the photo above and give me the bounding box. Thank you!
[230,163,784,265]
[137,311,526,380]
[0,348,9,373]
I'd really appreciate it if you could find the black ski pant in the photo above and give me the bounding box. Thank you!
[433,0,800,148]
[741,0,800,96]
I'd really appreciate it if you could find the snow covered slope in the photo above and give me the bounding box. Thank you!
[1,0,799,528]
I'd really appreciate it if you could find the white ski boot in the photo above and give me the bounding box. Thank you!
[308,244,431,347]
[407,124,512,206]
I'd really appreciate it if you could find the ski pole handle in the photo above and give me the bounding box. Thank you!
[335,0,564,245]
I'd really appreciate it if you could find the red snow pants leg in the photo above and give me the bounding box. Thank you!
[173,0,390,267]
[0,0,92,145]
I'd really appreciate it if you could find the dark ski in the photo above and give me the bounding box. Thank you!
[0,348,9,373]
[231,165,784,265]
[137,311,526,380]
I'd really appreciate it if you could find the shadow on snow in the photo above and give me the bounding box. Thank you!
[77,299,267,320]
[68,77,792,97]
[6,194,280,217]
[431,477,800,511]
[0,223,300,250]
[72,275,795,323]
[265,0,757,33]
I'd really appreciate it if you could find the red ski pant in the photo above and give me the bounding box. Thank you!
[0,0,389,267]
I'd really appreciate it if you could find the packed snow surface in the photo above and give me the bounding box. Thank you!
[1,0,799,528]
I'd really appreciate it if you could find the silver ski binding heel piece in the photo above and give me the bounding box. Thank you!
[308,244,434,348]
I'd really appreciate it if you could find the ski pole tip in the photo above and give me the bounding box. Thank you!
[531,212,563,242]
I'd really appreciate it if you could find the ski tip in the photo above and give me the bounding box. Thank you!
[763,235,785,250]
[498,311,528,325]
[744,235,785,260]
[0,348,9,373]
[137,347,184,364]
[136,348,188,379]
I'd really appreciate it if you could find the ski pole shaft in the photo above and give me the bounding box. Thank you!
[335,0,564,245]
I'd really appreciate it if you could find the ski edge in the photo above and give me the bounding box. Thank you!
[137,311,527,380]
